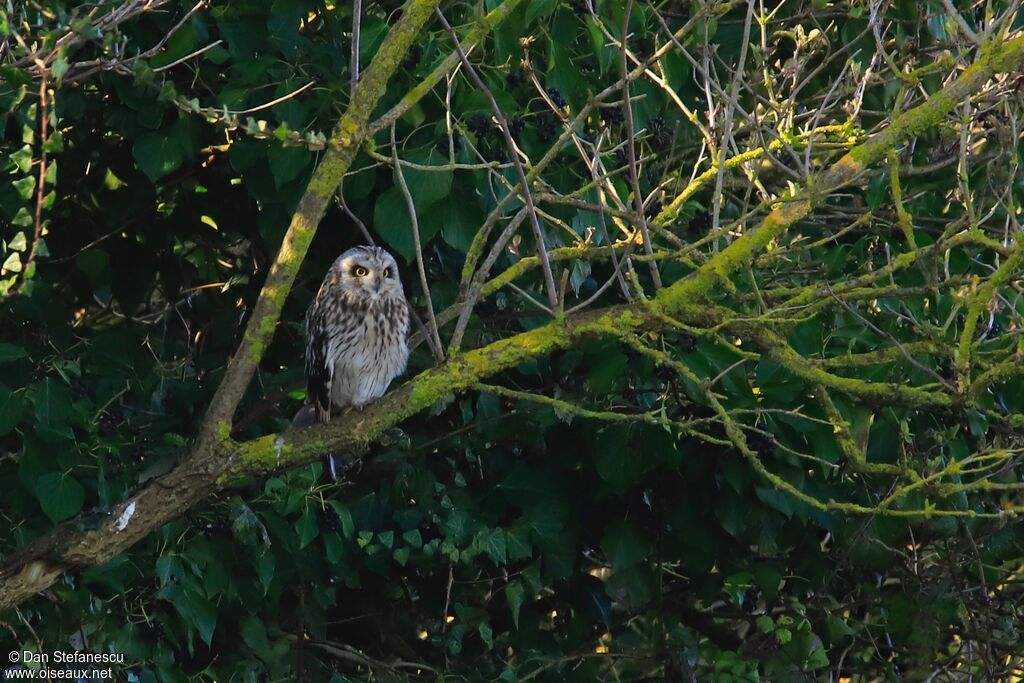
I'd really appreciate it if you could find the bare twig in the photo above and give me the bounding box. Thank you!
[351,0,362,93]
[620,0,662,289]
[939,0,984,45]
[391,122,444,361]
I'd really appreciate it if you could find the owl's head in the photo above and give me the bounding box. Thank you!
[331,246,405,301]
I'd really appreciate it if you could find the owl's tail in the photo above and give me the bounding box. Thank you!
[287,403,319,430]
[286,403,344,481]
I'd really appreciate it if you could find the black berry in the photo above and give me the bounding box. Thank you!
[437,130,462,155]
[467,113,491,137]
[688,210,712,234]
[536,112,558,143]
[508,116,525,138]
[507,69,527,88]
[71,380,92,401]
[771,37,796,64]
[106,455,125,476]
[747,433,774,456]
[97,410,123,437]
[655,363,676,382]
[547,88,566,108]
[648,116,672,146]
[601,107,625,125]
[202,519,232,538]
[316,507,341,533]
[570,0,589,15]
[140,619,165,642]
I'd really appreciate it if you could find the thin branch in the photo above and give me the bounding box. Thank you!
[391,122,444,361]
[620,0,662,289]
[351,0,362,93]
[939,0,984,45]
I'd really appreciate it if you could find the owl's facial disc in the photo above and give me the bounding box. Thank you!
[339,253,403,300]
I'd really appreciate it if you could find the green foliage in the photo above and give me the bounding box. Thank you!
[1,0,1024,681]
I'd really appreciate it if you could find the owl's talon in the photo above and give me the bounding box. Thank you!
[324,453,362,482]
[376,426,410,450]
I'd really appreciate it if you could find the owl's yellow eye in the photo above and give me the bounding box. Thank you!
[382,268,392,279]
[354,266,369,277]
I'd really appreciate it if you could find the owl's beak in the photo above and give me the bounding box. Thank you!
[373,276,382,293]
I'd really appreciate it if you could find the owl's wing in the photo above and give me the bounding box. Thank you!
[305,291,334,424]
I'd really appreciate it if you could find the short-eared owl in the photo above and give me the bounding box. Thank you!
[300,245,410,427]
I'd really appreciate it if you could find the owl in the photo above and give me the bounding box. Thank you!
[296,246,410,431]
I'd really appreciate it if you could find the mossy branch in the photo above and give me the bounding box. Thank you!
[955,235,1024,385]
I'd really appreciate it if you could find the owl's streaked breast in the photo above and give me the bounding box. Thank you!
[315,288,410,409]
[331,295,409,407]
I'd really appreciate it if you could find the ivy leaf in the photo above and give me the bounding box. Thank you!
[3,252,21,273]
[373,188,415,263]
[268,144,311,187]
[149,23,198,69]
[11,145,33,172]
[601,521,651,571]
[0,343,27,363]
[51,57,68,83]
[256,552,275,595]
[42,131,64,154]
[434,197,480,253]
[328,501,355,539]
[8,231,27,252]
[324,532,344,563]
[296,506,319,548]
[475,528,507,566]
[866,173,889,210]
[13,175,35,201]
[133,133,184,182]
[478,622,493,650]
[505,580,526,628]
[27,378,72,438]
[399,149,453,208]
[402,529,423,548]
[35,472,86,522]
[0,386,24,436]
[240,615,270,652]
[526,0,559,23]
[170,587,217,645]
[595,427,649,491]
